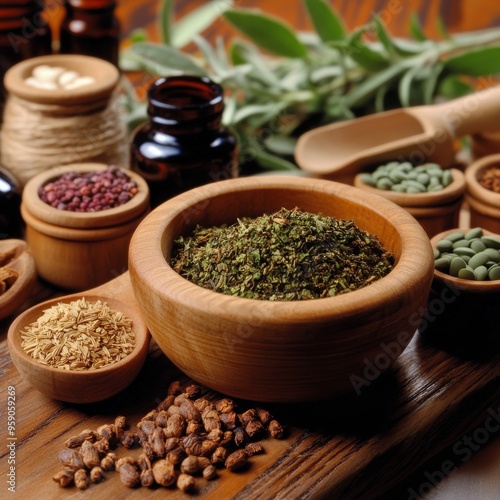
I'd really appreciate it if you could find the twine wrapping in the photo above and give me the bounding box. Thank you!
[0,88,130,186]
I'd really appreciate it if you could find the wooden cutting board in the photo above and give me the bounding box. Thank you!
[1,321,498,499]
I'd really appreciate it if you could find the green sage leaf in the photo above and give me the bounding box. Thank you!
[304,0,346,43]
[130,42,207,75]
[223,8,308,58]
[409,13,427,41]
[373,15,421,58]
[172,1,233,48]
[346,27,389,72]
[437,74,474,99]
[263,134,297,156]
[423,61,444,103]
[158,0,174,45]
[444,46,500,76]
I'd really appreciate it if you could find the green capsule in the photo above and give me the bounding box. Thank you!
[391,183,407,192]
[468,251,489,269]
[481,236,500,249]
[453,247,476,257]
[434,257,451,271]
[473,265,488,281]
[389,169,408,183]
[359,173,376,187]
[483,248,500,261]
[452,239,471,249]
[376,177,393,190]
[461,255,471,263]
[458,267,475,280]
[488,265,500,280]
[372,170,388,181]
[402,179,426,192]
[436,239,454,252]
[450,256,467,277]
[416,172,430,185]
[442,169,453,187]
[428,184,444,192]
[465,227,483,240]
[446,231,466,243]
[470,239,487,253]
[428,175,442,187]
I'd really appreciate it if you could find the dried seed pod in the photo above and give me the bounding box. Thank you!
[184,384,201,399]
[269,420,286,439]
[256,407,273,426]
[137,419,156,437]
[166,405,181,416]
[182,434,204,456]
[80,440,100,469]
[180,456,200,475]
[89,466,104,483]
[233,427,249,448]
[194,397,213,413]
[200,439,218,457]
[177,473,195,493]
[206,428,224,443]
[164,437,181,453]
[141,441,156,462]
[52,468,75,488]
[100,452,116,471]
[245,419,265,439]
[64,429,97,448]
[202,409,221,432]
[225,450,249,472]
[119,462,140,488]
[245,442,264,456]
[168,380,183,396]
[155,410,170,427]
[140,468,155,488]
[219,411,238,430]
[96,424,117,445]
[93,438,110,456]
[215,398,235,414]
[142,409,158,421]
[239,409,258,427]
[152,459,177,487]
[74,469,89,489]
[186,420,203,435]
[151,426,166,458]
[166,447,186,466]
[115,456,136,471]
[136,453,152,472]
[203,464,217,480]
[165,414,186,438]
[179,399,201,422]
[220,430,234,447]
[120,431,137,449]
[114,416,127,439]
[157,394,176,412]
[136,428,148,447]
[211,446,228,466]
[197,457,211,470]
[59,448,85,470]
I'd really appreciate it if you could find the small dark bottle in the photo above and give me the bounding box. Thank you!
[130,76,238,208]
[0,0,52,112]
[0,165,22,239]
[59,0,120,67]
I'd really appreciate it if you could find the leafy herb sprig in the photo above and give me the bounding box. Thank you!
[120,0,500,172]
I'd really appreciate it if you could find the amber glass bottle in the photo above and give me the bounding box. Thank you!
[0,0,52,111]
[59,0,119,66]
[130,76,238,208]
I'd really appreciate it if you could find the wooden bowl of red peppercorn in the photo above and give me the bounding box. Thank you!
[465,154,500,234]
[21,163,150,291]
[128,176,435,403]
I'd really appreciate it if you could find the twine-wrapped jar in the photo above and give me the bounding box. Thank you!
[1,54,129,186]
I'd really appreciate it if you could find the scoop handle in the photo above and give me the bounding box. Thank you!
[435,85,500,137]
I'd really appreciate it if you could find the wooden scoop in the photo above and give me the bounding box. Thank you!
[295,85,500,179]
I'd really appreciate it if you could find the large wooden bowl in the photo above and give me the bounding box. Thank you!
[128,176,435,402]
[7,273,150,403]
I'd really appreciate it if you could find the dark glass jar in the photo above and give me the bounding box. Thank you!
[0,0,52,112]
[59,0,119,67]
[130,76,238,208]
[0,165,22,239]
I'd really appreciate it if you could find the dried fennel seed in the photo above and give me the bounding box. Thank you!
[20,298,134,370]
[172,207,394,301]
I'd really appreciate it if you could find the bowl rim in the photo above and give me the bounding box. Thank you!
[354,167,465,207]
[464,153,500,208]
[3,54,120,106]
[430,227,500,292]
[22,163,150,229]
[7,293,150,379]
[129,176,434,322]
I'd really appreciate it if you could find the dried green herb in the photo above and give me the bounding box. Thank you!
[171,208,394,301]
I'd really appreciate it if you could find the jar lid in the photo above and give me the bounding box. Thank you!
[3,54,120,106]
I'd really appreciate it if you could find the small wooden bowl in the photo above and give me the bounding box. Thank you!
[354,168,465,237]
[21,163,150,290]
[0,240,37,321]
[129,176,435,402]
[464,154,500,234]
[425,228,500,347]
[7,272,150,403]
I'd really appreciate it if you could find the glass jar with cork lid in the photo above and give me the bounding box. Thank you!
[130,75,239,208]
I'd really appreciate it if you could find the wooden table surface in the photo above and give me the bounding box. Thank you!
[2,1,500,499]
